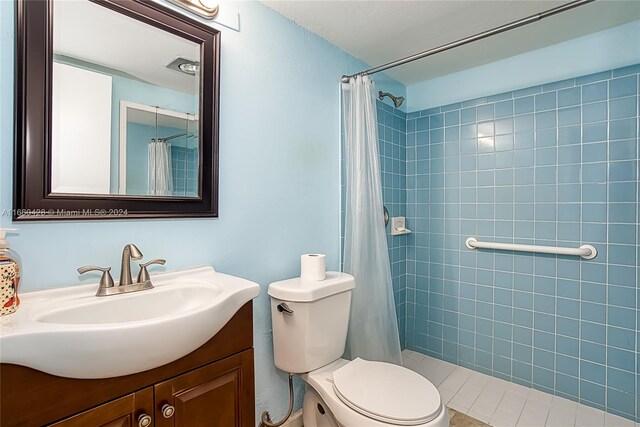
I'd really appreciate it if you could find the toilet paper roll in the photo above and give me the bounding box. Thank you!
[301,254,326,281]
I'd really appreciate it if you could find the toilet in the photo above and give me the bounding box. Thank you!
[268,272,449,427]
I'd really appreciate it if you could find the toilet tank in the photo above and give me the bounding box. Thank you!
[268,272,355,373]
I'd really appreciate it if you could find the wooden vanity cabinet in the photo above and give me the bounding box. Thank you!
[155,350,253,427]
[48,388,154,427]
[0,303,255,427]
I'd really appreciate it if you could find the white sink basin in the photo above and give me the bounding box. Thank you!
[37,285,223,325]
[0,266,260,379]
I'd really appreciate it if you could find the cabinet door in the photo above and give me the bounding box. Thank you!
[48,387,154,427]
[154,349,254,427]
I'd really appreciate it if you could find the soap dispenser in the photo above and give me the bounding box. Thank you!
[0,229,21,316]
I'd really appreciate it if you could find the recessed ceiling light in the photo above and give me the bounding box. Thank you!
[178,62,199,75]
[167,57,200,76]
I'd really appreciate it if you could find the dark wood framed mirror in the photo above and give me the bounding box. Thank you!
[14,0,220,220]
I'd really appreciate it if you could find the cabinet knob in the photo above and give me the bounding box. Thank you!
[138,413,152,427]
[162,403,175,419]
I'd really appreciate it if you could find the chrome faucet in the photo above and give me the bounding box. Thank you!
[78,244,166,297]
[119,243,143,286]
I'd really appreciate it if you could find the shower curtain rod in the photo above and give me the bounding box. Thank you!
[341,0,594,83]
[160,132,197,142]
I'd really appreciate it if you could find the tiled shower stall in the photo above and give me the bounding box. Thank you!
[375,64,639,422]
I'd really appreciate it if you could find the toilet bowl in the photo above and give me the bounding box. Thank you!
[268,272,448,427]
[300,359,449,427]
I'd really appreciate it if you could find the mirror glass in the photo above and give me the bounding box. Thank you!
[51,0,200,198]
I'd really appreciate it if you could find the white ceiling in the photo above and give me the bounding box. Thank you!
[54,0,200,94]
[262,0,640,85]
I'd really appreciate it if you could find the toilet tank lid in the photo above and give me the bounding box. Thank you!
[268,272,355,302]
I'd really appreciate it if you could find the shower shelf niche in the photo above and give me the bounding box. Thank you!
[391,217,412,236]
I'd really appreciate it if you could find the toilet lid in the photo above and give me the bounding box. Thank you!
[332,358,441,426]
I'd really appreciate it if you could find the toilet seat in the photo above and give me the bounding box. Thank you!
[331,358,441,426]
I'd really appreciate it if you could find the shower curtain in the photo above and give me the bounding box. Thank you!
[341,75,402,365]
[148,139,173,196]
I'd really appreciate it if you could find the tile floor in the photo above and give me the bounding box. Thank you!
[402,350,638,427]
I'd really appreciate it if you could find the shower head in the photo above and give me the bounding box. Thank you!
[378,91,404,108]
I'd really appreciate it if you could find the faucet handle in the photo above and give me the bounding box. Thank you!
[77,266,115,289]
[137,259,166,283]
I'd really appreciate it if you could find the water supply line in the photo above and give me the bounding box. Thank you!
[260,373,294,427]
[341,0,594,82]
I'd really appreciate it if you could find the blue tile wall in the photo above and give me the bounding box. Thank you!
[377,100,408,347]
[405,65,639,421]
[170,145,198,197]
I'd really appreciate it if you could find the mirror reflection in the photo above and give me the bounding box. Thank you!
[51,0,201,198]
[121,103,199,197]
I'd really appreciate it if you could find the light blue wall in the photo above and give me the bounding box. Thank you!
[126,122,156,195]
[407,20,640,112]
[0,0,11,224]
[405,65,639,421]
[0,0,403,424]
